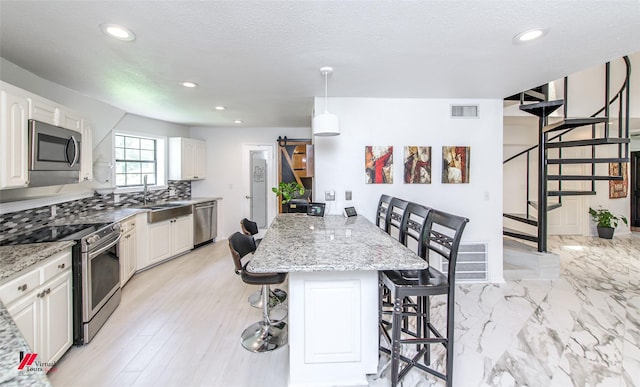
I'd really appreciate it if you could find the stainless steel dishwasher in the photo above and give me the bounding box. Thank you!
[193,200,218,246]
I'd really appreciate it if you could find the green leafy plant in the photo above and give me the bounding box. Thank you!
[588,206,628,228]
[272,182,305,204]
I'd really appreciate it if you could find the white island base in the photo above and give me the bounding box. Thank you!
[288,270,378,387]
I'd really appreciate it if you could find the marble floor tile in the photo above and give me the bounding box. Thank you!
[376,233,640,387]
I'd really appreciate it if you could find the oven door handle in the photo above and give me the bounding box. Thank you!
[88,233,122,259]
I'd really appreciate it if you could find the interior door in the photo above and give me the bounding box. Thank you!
[242,145,275,230]
[250,151,268,228]
[632,151,640,228]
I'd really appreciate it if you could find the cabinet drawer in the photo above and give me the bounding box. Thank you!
[0,269,40,305]
[42,250,72,283]
[120,218,137,233]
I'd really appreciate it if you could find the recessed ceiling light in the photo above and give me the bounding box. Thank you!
[100,24,135,41]
[513,28,548,44]
[215,106,226,111]
[179,81,198,88]
[234,120,243,124]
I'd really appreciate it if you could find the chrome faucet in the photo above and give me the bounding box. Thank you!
[143,175,148,205]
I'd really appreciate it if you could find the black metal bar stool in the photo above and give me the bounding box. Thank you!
[386,197,409,241]
[228,232,288,353]
[240,218,287,309]
[376,194,393,231]
[379,209,468,386]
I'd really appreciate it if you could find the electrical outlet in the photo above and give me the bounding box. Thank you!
[345,191,352,201]
[51,205,57,218]
[169,189,176,197]
[325,190,335,201]
[114,194,121,203]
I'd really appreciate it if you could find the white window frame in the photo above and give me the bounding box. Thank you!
[112,131,167,193]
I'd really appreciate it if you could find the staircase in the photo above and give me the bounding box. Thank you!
[503,57,631,253]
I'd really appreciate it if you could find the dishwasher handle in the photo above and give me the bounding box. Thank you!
[195,203,216,210]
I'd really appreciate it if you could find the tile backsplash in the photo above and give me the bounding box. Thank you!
[0,180,191,237]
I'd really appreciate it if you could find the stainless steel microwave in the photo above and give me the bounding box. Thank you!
[28,119,81,187]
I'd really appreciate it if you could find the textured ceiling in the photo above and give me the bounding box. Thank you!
[1,1,639,127]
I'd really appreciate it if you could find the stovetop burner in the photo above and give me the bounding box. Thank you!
[0,223,113,246]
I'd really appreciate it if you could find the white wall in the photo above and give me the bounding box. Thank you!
[313,98,504,283]
[189,126,311,240]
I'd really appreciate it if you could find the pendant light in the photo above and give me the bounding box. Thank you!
[312,66,340,136]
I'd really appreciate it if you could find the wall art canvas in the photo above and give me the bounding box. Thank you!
[404,146,431,184]
[609,162,628,198]
[365,146,393,184]
[442,146,470,184]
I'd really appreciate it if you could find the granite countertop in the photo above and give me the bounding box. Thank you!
[247,214,429,273]
[0,301,50,386]
[0,241,75,282]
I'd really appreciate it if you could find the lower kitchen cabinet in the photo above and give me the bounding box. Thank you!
[0,248,73,365]
[147,214,194,267]
[119,216,139,287]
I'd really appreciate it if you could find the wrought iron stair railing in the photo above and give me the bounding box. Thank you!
[503,56,631,252]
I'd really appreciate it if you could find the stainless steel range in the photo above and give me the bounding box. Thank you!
[74,222,122,344]
[1,222,122,344]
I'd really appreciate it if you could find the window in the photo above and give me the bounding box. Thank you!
[114,134,158,187]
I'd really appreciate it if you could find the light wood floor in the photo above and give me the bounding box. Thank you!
[48,241,289,387]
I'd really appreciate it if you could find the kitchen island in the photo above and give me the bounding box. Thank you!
[247,214,428,387]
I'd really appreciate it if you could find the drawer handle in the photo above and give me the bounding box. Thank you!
[18,284,28,292]
[58,263,66,269]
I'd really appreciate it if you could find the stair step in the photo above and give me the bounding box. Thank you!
[543,117,608,133]
[547,175,624,181]
[519,100,564,117]
[503,227,539,243]
[547,157,630,164]
[548,190,597,196]
[503,213,538,226]
[528,201,563,211]
[505,85,548,102]
[546,137,630,148]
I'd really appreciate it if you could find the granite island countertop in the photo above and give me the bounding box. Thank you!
[247,214,429,273]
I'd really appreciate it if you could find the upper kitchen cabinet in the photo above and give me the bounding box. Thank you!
[80,120,93,182]
[168,137,206,181]
[0,82,29,189]
[28,95,82,132]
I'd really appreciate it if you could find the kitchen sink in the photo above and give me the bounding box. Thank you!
[139,202,193,223]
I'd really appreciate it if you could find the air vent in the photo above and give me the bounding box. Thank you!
[451,105,479,118]
[439,242,488,282]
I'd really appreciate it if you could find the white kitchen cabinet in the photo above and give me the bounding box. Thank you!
[0,249,73,365]
[59,109,82,132]
[28,95,58,126]
[0,82,29,189]
[147,214,194,267]
[119,217,138,287]
[168,137,206,180]
[80,120,93,182]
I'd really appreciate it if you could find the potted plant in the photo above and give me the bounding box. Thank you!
[588,206,628,239]
[272,182,305,212]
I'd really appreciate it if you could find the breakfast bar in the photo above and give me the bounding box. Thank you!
[247,214,428,386]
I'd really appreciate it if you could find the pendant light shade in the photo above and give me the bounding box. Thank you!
[313,66,340,136]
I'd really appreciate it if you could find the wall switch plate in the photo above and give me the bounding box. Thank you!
[51,205,57,218]
[325,190,335,201]
[345,191,352,201]
[169,189,176,197]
